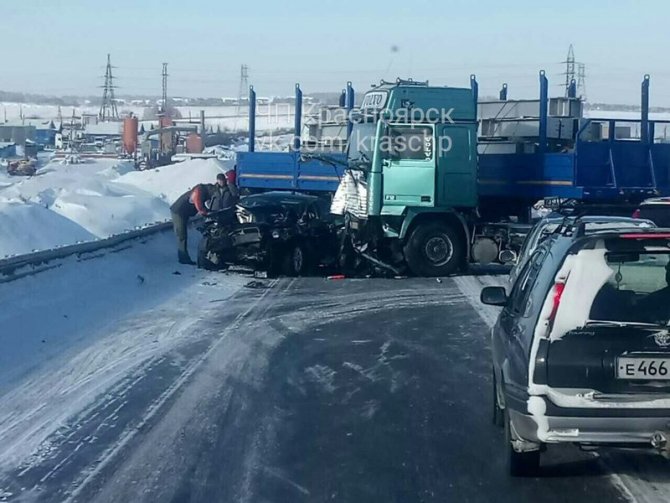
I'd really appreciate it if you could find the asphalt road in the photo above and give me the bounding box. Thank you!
[1,274,660,502]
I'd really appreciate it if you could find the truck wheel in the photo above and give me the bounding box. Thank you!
[282,242,308,276]
[504,408,540,477]
[404,222,463,277]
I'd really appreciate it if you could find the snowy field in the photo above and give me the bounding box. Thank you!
[2,102,297,133]
[0,157,232,257]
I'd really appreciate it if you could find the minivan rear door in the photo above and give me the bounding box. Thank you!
[543,240,670,394]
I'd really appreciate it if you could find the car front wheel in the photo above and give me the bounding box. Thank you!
[197,238,218,270]
[282,242,308,276]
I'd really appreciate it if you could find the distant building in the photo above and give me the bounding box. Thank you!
[81,113,98,126]
[81,122,122,141]
[34,121,57,147]
[0,142,16,159]
[0,124,36,146]
[23,139,38,158]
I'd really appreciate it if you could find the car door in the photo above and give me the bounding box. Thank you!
[498,248,548,391]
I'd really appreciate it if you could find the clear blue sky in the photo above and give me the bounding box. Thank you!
[3,0,669,105]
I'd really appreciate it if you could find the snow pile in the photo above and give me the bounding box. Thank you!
[114,157,232,203]
[0,201,96,254]
[0,157,230,257]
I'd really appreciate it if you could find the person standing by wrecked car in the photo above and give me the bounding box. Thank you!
[209,172,239,215]
[170,182,218,264]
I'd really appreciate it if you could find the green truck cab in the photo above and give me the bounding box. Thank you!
[337,79,479,276]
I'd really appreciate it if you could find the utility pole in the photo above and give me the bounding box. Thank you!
[99,53,119,121]
[577,63,587,101]
[69,108,78,152]
[563,44,576,97]
[237,64,249,117]
[161,62,169,114]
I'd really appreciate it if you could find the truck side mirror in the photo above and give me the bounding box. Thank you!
[480,286,508,306]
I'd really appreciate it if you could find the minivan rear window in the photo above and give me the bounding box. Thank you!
[589,252,670,324]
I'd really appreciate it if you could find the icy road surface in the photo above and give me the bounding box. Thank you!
[2,267,670,501]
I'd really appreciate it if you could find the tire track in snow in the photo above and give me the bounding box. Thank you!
[64,278,288,503]
[0,269,249,501]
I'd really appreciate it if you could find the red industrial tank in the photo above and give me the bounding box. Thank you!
[123,116,139,155]
[185,133,203,153]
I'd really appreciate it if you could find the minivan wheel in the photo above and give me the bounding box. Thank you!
[504,408,540,477]
[492,369,504,428]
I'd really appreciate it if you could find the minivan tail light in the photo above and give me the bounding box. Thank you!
[549,282,565,321]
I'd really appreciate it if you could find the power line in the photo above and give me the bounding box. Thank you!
[563,44,576,97]
[161,62,169,113]
[99,53,119,121]
[237,64,249,115]
[577,63,587,101]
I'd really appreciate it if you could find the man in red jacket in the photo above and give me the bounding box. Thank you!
[170,181,219,264]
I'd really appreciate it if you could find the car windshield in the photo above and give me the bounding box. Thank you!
[589,253,670,325]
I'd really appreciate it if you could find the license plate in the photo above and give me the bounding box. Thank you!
[617,357,670,380]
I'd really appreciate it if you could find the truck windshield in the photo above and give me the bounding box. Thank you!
[347,122,377,164]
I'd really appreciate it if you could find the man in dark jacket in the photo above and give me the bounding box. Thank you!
[170,181,219,264]
[210,172,239,211]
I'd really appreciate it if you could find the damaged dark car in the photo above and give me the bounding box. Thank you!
[197,192,340,275]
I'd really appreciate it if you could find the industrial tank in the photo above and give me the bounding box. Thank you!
[123,115,139,155]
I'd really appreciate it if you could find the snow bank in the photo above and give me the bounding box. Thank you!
[114,157,232,204]
[0,201,96,255]
[0,158,232,257]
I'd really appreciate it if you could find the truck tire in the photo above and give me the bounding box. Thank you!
[404,222,464,277]
[504,408,540,477]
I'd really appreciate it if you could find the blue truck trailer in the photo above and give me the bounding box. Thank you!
[235,73,670,275]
